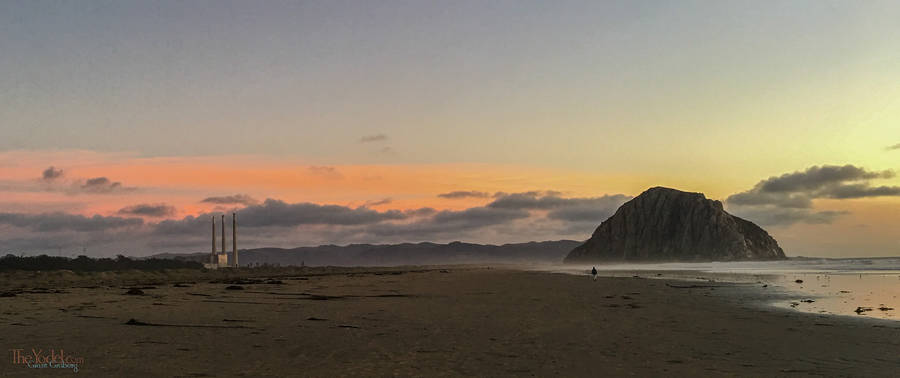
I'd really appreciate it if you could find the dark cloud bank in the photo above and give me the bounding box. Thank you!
[7,164,895,255]
[0,212,143,233]
[0,191,632,256]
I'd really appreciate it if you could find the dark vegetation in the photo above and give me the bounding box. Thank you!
[0,254,202,272]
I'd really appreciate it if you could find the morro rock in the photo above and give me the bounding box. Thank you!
[564,187,785,263]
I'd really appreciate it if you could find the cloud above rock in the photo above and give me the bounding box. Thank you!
[726,164,900,226]
[726,207,848,227]
[746,165,892,194]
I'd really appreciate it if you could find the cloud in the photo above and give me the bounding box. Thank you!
[77,177,135,194]
[149,191,627,241]
[404,207,437,217]
[359,134,388,143]
[200,194,258,206]
[488,192,631,225]
[154,199,410,236]
[751,165,892,193]
[364,198,392,206]
[431,207,529,228]
[352,191,629,239]
[362,207,531,238]
[886,143,900,151]
[727,165,899,206]
[0,168,136,195]
[308,166,343,179]
[0,212,143,232]
[0,234,79,253]
[726,191,813,209]
[488,191,630,210]
[117,204,176,217]
[41,166,64,181]
[726,164,900,226]
[825,184,900,199]
[240,199,407,227]
[152,215,209,236]
[546,207,616,223]
[1,190,632,255]
[726,207,848,227]
[438,191,492,199]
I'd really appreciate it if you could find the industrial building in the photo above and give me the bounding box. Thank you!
[204,213,238,269]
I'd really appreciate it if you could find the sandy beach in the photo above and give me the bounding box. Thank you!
[1,266,898,377]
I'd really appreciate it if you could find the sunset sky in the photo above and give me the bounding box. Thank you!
[1,1,899,257]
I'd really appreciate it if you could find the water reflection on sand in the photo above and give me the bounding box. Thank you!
[547,258,900,321]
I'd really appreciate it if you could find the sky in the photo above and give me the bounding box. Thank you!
[1,0,899,257]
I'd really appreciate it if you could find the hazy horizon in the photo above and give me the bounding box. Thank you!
[2,1,899,257]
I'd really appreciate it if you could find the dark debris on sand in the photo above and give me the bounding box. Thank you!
[124,318,255,329]
[212,278,284,285]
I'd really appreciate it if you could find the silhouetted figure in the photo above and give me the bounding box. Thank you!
[591,266,598,281]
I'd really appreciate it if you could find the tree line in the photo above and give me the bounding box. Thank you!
[0,254,202,271]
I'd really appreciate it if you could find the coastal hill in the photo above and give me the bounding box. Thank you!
[153,240,581,267]
[564,187,785,263]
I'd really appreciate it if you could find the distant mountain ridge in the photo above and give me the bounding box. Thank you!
[151,240,581,267]
[564,187,785,263]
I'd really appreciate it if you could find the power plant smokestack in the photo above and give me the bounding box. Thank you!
[221,214,225,264]
[232,213,238,267]
[211,216,216,264]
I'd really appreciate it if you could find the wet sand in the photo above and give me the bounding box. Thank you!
[550,264,900,321]
[1,266,898,377]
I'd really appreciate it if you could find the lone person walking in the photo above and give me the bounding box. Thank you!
[591,266,598,281]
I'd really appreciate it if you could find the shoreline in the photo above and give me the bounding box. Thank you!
[2,266,898,376]
[546,261,900,322]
